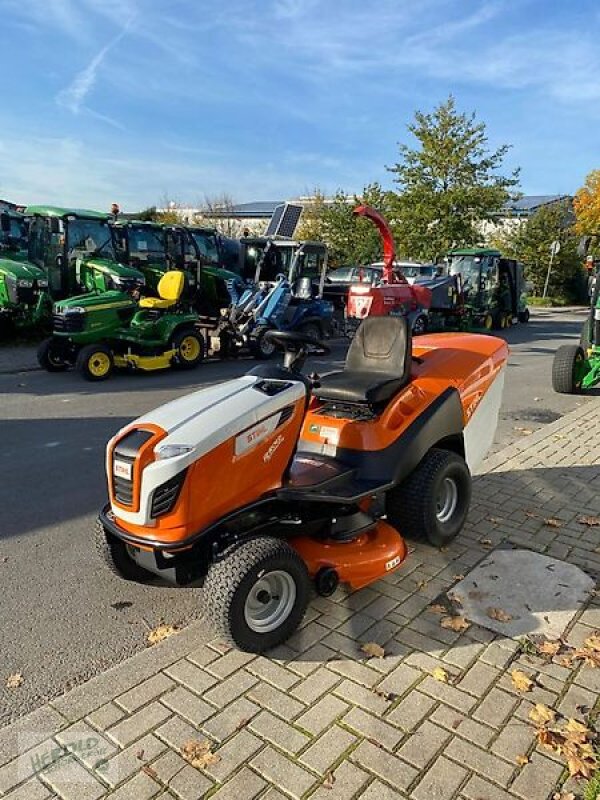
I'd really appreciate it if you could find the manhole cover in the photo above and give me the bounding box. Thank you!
[450,550,594,639]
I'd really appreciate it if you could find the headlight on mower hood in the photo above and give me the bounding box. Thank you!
[155,444,193,460]
[17,279,34,288]
[37,279,48,288]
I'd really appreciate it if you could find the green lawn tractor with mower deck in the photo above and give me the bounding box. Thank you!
[26,206,146,300]
[37,270,204,380]
[552,261,600,394]
[0,209,51,333]
[447,248,529,330]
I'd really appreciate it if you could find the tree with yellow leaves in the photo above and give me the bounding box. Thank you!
[574,170,600,236]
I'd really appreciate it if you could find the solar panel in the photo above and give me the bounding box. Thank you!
[265,203,303,238]
[264,204,285,236]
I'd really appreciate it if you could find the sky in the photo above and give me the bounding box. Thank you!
[0,0,599,211]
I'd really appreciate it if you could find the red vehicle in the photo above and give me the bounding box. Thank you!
[346,206,432,335]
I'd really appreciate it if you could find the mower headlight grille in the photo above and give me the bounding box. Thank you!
[150,469,187,518]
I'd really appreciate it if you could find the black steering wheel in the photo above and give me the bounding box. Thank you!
[264,329,330,355]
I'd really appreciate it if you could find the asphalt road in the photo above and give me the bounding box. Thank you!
[0,307,591,724]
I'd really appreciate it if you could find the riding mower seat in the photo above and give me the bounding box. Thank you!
[314,316,412,405]
[139,271,185,310]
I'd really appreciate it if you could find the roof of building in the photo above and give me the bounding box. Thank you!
[502,195,571,213]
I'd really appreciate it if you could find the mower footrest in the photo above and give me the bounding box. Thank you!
[280,455,389,503]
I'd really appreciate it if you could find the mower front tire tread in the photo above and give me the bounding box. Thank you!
[94,519,153,582]
[385,448,471,548]
[172,328,205,369]
[77,343,114,381]
[552,344,584,394]
[201,536,310,653]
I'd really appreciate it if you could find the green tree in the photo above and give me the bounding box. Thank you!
[493,201,584,300]
[296,183,395,267]
[388,96,520,261]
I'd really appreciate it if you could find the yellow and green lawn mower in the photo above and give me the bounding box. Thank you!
[37,270,204,381]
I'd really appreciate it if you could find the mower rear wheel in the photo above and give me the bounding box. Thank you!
[37,337,68,372]
[552,344,586,394]
[94,519,153,582]
[250,326,276,360]
[172,329,204,369]
[298,321,322,342]
[518,309,530,323]
[580,319,591,351]
[201,537,310,652]
[77,343,114,381]
[385,448,471,548]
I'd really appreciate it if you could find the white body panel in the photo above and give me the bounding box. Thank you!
[108,375,305,526]
[463,367,505,472]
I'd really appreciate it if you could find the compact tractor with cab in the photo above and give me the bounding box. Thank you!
[37,270,204,380]
[0,209,50,332]
[446,248,529,330]
[96,314,508,652]
[26,206,146,299]
[552,257,600,394]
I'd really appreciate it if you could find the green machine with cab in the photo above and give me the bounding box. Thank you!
[25,206,146,299]
[447,247,529,329]
[0,209,50,331]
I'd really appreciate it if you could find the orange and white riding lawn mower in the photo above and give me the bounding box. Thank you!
[96,218,508,653]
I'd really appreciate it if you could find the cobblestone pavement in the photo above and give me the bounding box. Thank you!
[0,401,599,800]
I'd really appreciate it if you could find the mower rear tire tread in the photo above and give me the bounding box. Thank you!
[552,344,585,394]
[37,337,68,372]
[385,448,471,548]
[94,519,153,582]
[201,536,310,653]
[580,320,591,351]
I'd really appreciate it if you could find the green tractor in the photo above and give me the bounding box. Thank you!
[37,270,204,381]
[25,206,146,299]
[0,209,50,332]
[447,248,530,330]
[113,220,243,314]
[552,259,600,394]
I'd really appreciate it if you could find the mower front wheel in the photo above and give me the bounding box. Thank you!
[552,344,586,394]
[201,537,310,652]
[77,343,114,381]
[172,329,205,369]
[94,519,153,582]
[385,448,472,548]
[37,337,68,372]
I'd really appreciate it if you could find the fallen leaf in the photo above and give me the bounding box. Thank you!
[516,754,530,766]
[323,771,336,790]
[536,727,565,751]
[578,515,600,527]
[136,749,145,760]
[111,601,133,611]
[480,537,493,545]
[511,669,534,693]
[544,518,563,528]
[361,642,385,659]
[428,603,447,614]
[487,607,513,623]
[558,655,575,669]
[417,579,428,590]
[524,510,539,518]
[563,719,591,742]
[235,718,251,732]
[452,574,465,581]
[142,764,159,780]
[5,673,23,689]
[584,632,600,652]
[440,616,470,632]
[565,750,596,779]
[147,623,178,646]
[529,704,556,726]
[537,639,561,658]
[366,737,384,749]
[515,426,534,435]
[181,739,220,770]
[432,667,449,683]
[553,793,576,800]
